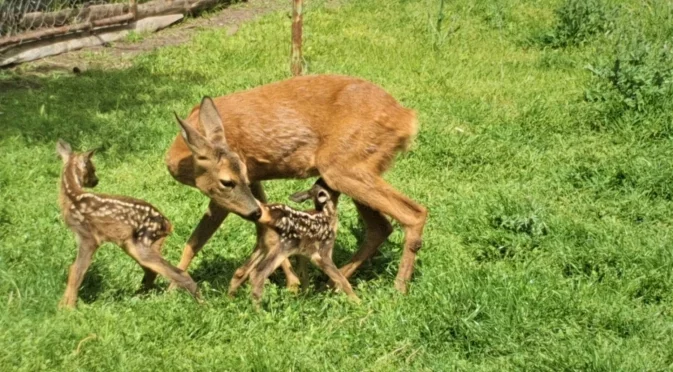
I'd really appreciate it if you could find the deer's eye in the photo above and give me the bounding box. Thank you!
[220,180,236,189]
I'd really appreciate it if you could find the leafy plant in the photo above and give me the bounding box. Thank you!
[540,0,614,48]
[585,36,673,113]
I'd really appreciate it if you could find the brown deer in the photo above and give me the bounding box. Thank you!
[228,178,359,303]
[56,139,200,308]
[166,74,428,294]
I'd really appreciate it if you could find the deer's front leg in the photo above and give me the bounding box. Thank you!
[59,234,98,309]
[176,200,229,271]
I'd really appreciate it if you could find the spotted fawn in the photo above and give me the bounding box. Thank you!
[56,139,199,308]
[228,178,359,304]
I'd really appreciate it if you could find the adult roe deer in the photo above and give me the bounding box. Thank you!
[166,74,427,293]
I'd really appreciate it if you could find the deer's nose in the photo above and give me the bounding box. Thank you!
[246,208,262,221]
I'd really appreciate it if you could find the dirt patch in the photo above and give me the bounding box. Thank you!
[4,0,285,76]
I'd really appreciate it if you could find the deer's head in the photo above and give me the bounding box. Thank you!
[174,97,261,221]
[289,178,340,212]
[56,139,99,188]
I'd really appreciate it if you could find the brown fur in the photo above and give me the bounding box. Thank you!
[56,139,200,309]
[228,179,359,304]
[167,74,427,294]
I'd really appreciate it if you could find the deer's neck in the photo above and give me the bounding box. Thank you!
[60,161,84,202]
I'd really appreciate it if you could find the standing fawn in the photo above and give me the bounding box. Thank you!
[167,75,427,294]
[228,178,359,304]
[56,139,199,308]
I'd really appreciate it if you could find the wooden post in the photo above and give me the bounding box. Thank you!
[130,0,138,20]
[290,0,303,76]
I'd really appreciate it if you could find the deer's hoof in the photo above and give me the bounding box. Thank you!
[394,278,408,294]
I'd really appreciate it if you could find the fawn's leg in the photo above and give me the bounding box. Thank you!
[228,245,265,297]
[321,171,427,294]
[125,240,200,301]
[251,182,300,291]
[59,234,98,309]
[296,256,311,291]
[249,249,289,304]
[176,200,229,271]
[312,248,360,303]
[139,236,166,291]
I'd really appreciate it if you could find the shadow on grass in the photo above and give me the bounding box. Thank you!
[191,253,241,290]
[78,263,106,304]
[0,65,208,157]
[189,218,398,296]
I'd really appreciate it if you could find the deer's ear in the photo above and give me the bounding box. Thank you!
[174,112,212,158]
[289,190,311,203]
[199,97,227,146]
[56,139,72,163]
[316,190,329,205]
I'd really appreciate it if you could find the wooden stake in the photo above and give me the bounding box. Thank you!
[290,0,303,76]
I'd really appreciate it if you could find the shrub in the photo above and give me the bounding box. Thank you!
[540,0,614,48]
[585,37,673,114]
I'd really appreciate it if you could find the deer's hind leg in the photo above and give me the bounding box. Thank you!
[319,157,427,294]
[339,202,393,279]
[59,234,99,309]
[125,239,200,302]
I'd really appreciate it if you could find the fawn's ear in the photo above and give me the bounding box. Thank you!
[316,190,329,205]
[56,139,72,163]
[289,190,312,203]
[82,149,96,160]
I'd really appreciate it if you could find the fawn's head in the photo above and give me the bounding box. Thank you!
[289,178,340,212]
[174,97,261,221]
[56,139,99,188]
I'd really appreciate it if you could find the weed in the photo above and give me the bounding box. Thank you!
[539,0,614,48]
[586,36,673,114]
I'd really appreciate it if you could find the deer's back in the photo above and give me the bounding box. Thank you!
[166,75,417,185]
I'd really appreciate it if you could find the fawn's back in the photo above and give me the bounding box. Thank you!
[58,143,172,246]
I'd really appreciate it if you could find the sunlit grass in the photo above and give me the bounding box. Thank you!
[1,0,672,369]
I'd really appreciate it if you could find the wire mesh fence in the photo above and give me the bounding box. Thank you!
[0,0,139,45]
[0,0,222,50]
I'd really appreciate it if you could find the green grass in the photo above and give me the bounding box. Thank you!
[2,0,673,370]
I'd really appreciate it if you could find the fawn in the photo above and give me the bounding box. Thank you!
[228,178,359,304]
[56,139,199,308]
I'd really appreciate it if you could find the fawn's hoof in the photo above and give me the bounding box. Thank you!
[58,298,76,310]
[286,281,301,294]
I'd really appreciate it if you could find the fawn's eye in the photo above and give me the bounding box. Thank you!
[220,179,236,189]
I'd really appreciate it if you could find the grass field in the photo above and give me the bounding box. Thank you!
[2,0,673,370]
